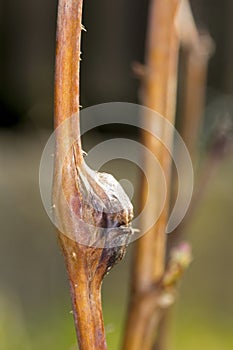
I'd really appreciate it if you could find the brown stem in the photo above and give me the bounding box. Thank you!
[155,3,214,350]
[55,0,83,128]
[60,236,107,350]
[54,1,133,349]
[54,1,105,348]
[167,2,214,248]
[122,1,180,349]
[176,0,214,159]
[179,36,213,157]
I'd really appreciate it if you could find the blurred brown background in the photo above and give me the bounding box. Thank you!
[0,1,233,349]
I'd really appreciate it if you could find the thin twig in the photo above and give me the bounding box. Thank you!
[176,0,214,159]
[122,1,181,349]
[155,2,214,349]
[167,1,214,248]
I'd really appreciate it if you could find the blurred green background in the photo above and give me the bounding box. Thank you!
[0,0,233,349]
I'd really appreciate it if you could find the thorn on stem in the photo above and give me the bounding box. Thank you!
[82,150,88,157]
[132,61,147,80]
[81,24,87,32]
